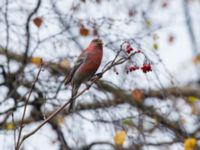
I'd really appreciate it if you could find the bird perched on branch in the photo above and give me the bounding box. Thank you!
[64,39,103,111]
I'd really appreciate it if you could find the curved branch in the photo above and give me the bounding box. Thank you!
[23,0,42,64]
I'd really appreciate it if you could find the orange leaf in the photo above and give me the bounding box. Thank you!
[131,89,143,103]
[114,131,126,146]
[193,55,200,64]
[79,26,89,36]
[33,17,43,28]
[184,138,197,150]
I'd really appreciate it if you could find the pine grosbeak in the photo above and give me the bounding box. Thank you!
[64,39,103,111]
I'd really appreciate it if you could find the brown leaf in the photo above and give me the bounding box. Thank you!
[33,17,43,28]
[131,89,143,103]
[79,25,89,36]
[193,54,200,64]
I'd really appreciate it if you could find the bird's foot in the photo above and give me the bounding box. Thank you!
[95,72,103,78]
[89,73,103,82]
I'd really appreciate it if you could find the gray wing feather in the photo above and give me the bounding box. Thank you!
[64,51,87,85]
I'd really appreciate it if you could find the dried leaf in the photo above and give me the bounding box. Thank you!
[114,131,126,146]
[33,17,43,28]
[31,57,43,66]
[131,89,143,103]
[187,96,199,104]
[79,26,89,36]
[153,43,159,50]
[184,138,197,150]
[193,54,200,64]
[6,123,14,130]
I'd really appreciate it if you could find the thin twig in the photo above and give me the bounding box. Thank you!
[16,65,43,150]
[12,113,16,149]
[4,0,10,73]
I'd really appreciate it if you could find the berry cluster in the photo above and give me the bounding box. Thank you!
[129,66,139,72]
[124,43,152,74]
[126,44,133,54]
[141,64,152,73]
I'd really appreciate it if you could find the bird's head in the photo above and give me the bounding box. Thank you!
[90,38,103,50]
[92,38,103,44]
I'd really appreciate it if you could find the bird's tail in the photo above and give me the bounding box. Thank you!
[68,98,75,112]
[68,84,80,112]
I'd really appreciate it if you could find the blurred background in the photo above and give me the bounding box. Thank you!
[0,0,200,149]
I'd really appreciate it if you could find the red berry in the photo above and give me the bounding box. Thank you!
[126,49,131,54]
[141,64,152,73]
[129,66,139,72]
[126,44,133,54]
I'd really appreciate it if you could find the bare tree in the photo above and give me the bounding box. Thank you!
[0,0,199,150]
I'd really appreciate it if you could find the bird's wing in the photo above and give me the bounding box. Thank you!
[64,50,87,85]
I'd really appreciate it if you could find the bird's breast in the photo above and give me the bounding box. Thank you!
[79,51,102,72]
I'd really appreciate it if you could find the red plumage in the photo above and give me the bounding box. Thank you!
[64,39,103,111]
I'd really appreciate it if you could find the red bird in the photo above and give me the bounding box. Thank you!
[64,39,103,111]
